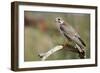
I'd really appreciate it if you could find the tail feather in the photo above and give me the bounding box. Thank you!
[76,44,86,59]
[78,37,86,47]
[78,51,86,59]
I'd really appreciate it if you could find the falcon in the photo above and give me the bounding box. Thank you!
[55,17,86,58]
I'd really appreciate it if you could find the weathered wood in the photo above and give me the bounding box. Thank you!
[38,43,85,60]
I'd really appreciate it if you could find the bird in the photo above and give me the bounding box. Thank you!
[55,17,86,58]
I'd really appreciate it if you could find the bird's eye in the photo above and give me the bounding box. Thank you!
[58,18,60,20]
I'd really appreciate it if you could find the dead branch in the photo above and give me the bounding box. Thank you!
[38,43,85,61]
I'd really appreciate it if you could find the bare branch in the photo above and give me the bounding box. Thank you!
[39,46,63,61]
[38,43,85,60]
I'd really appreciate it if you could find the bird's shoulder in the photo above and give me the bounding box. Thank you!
[60,22,74,32]
[61,22,80,37]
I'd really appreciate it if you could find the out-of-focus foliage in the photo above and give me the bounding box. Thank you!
[24,11,90,61]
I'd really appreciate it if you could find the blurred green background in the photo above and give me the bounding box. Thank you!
[24,11,90,61]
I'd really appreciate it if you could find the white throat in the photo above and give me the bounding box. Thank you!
[60,21,64,24]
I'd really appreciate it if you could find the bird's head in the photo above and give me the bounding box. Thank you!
[55,17,64,24]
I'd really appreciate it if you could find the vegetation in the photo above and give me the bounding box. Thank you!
[24,11,90,61]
